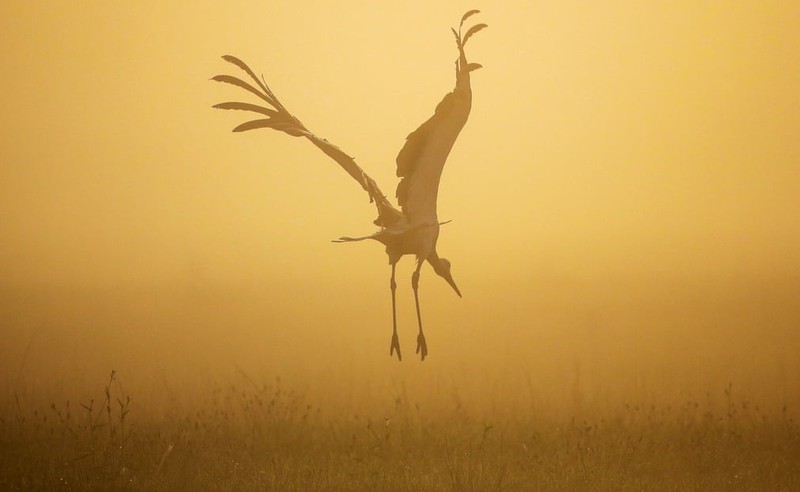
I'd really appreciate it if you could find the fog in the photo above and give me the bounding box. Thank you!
[1,2,798,419]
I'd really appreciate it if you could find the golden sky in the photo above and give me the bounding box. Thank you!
[1,1,798,286]
[1,2,798,406]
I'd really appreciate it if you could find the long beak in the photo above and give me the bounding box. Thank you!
[445,274,462,298]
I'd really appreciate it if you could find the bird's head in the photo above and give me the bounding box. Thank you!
[431,256,462,298]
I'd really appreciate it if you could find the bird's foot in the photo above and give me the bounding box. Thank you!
[390,333,402,361]
[416,333,428,361]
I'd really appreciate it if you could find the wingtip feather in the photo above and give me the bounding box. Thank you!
[462,23,488,46]
[461,9,481,27]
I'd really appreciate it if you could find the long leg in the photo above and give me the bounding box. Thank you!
[389,263,401,361]
[412,260,428,361]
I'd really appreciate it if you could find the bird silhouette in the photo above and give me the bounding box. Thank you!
[213,10,486,361]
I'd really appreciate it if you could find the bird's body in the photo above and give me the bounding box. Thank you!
[214,11,486,361]
[384,223,441,264]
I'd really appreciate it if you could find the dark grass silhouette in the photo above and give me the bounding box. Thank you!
[3,372,799,490]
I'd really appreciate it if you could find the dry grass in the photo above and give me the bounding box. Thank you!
[1,372,799,491]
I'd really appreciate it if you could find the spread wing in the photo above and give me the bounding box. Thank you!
[213,55,403,228]
[395,11,487,225]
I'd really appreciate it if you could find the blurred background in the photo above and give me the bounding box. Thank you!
[1,1,798,417]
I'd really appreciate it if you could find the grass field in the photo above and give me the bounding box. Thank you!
[3,371,798,491]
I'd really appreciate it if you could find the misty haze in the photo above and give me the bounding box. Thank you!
[1,2,799,489]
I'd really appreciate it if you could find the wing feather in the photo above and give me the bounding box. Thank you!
[395,12,485,224]
[214,56,402,227]
[462,23,488,46]
[211,75,273,106]
[461,10,481,27]
[213,102,279,117]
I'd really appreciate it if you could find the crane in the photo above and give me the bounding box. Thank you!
[213,11,486,361]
